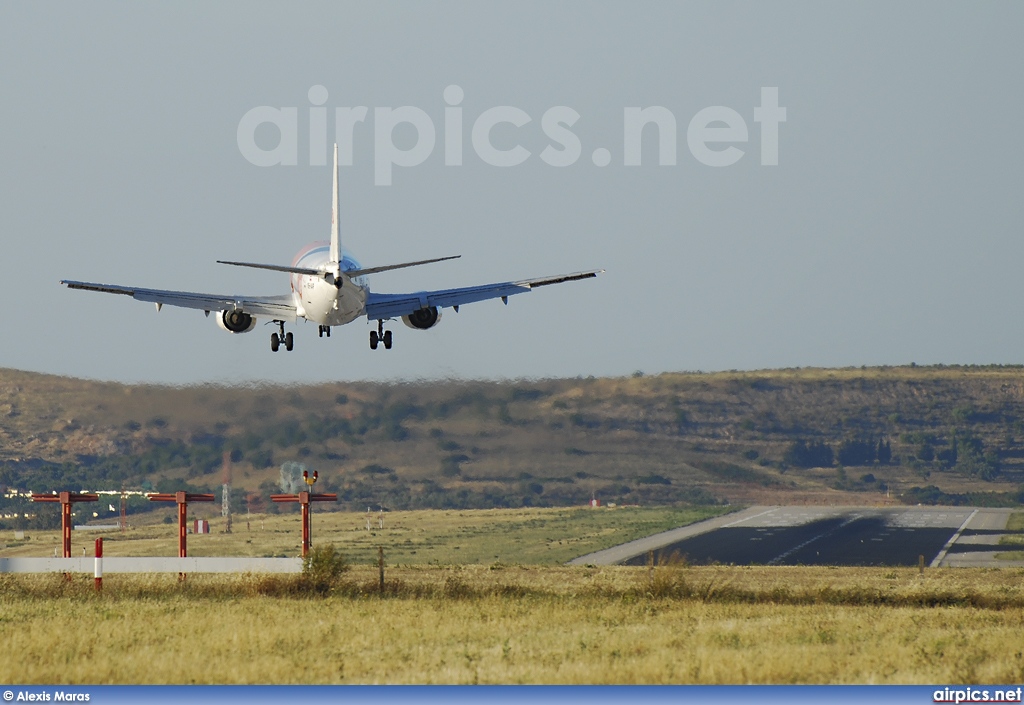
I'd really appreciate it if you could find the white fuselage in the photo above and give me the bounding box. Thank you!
[289,241,368,326]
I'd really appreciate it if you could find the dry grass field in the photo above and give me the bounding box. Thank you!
[3,509,1024,684]
[2,565,1024,684]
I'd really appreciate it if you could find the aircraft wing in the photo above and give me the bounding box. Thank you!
[364,270,602,321]
[60,280,298,322]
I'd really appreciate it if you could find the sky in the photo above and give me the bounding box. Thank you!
[1,2,1022,385]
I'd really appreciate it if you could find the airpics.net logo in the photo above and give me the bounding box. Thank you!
[236,85,787,186]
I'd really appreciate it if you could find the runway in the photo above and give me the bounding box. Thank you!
[568,506,1022,567]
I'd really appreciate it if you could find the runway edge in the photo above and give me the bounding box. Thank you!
[566,506,775,566]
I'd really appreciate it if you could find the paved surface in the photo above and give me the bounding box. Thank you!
[941,508,1023,567]
[566,506,774,566]
[569,506,1024,568]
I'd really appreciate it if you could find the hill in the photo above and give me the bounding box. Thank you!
[3,365,1024,526]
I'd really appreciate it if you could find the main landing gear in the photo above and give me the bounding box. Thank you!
[370,320,392,350]
[270,321,293,352]
[318,325,331,338]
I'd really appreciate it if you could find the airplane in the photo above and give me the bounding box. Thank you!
[61,144,602,353]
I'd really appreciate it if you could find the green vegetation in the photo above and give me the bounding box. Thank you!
[1007,512,1024,531]
[995,513,1024,558]
[783,440,835,468]
[300,544,350,594]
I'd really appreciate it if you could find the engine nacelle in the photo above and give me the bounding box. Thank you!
[217,310,256,334]
[402,306,441,330]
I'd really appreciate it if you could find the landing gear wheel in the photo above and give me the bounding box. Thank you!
[271,333,280,352]
[383,330,393,350]
[285,332,294,351]
[318,326,324,338]
[370,330,379,350]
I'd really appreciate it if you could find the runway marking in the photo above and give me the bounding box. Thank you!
[722,508,778,527]
[768,514,862,565]
[930,509,979,568]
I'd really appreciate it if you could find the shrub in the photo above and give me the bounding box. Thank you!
[837,439,876,466]
[783,440,834,469]
[877,439,892,464]
[250,449,274,469]
[301,544,349,594]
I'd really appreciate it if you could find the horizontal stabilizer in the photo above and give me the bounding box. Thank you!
[348,255,460,277]
[216,260,321,276]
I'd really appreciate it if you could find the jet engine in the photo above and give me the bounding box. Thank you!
[402,306,441,330]
[217,310,257,334]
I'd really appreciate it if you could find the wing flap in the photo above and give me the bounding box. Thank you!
[60,280,298,322]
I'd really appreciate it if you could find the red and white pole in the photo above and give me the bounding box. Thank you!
[94,537,103,592]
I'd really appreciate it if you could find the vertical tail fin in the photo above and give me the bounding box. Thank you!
[329,143,341,264]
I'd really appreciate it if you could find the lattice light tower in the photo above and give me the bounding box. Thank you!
[221,452,232,534]
[120,483,128,533]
